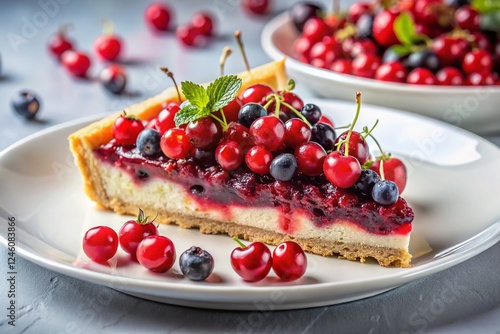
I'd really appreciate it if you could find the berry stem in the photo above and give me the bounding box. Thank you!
[279,100,312,127]
[232,236,246,248]
[234,31,251,73]
[219,46,233,77]
[362,119,379,139]
[210,113,228,131]
[160,67,182,103]
[102,19,115,35]
[343,92,362,157]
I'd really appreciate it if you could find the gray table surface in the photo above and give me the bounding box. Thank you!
[1,0,499,333]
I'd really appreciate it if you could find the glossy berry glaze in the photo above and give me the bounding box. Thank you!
[95,142,413,237]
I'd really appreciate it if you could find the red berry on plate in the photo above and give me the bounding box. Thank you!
[48,30,73,60]
[302,17,330,44]
[242,0,271,15]
[323,151,361,189]
[94,32,122,62]
[462,49,493,75]
[176,25,206,47]
[330,59,352,74]
[230,238,272,282]
[245,145,273,174]
[455,5,480,31]
[145,2,172,31]
[370,157,407,194]
[119,209,159,256]
[100,64,127,95]
[113,112,145,146]
[191,11,215,36]
[215,140,244,170]
[136,235,176,273]
[293,36,314,61]
[82,226,118,263]
[351,53,381,78]
[466,72,496,86]
[432,36,470,67]
[436,67,464,86]
[160,127,193,159]
[272,241,307,281]
[61,50,91,77]
[372,10,400,47]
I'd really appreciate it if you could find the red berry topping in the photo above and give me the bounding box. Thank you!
[335,131,370,164]
[284,118,311,149]
[145,2,172,31]
[215,141,244,170]
[294,142,326,176]
[160,127,193,159]
[186,117,222,149]
[223,122,254,154]
[240,84,274,105]
[61,50,91,77]
[323,151,361,189]
[191,12,215,36]
[230,238,272,282]
[82,226,118,263]
[94,34,122,62]
[136,235,176,273]
[249,115,286,151]
[370,157,407,194]
[155,103,180,135]
[245,145,273,175]
[318,115,334,127]
[113,113,145,146]
[272,241,307,281]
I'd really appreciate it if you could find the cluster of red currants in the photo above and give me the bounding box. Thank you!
[113,81,407,206]
[292,1,500,86]
[48,23,127,94]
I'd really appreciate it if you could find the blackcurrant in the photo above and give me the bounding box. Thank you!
[301,103,322,124]
[354,169,380,195]
[11,90,41,119]
[290,2,324,32]
[136,128,161,156]
[179,246,214,281]
[311,122,336,151]
[356,14,374,39]
[238,103,267,128]
[270,153,298,181]
[405,50,440,73]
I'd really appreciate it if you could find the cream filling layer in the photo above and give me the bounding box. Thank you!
[98,162,410,250]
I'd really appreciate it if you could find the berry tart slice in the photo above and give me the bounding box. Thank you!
[69,59,414,268]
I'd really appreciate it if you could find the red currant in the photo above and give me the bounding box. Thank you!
[406,68,436,85]
[330,59,352,74]
[323,151,361,189]
[82,226,118,263]
[335,131,370,164]
[160,127,193,159]
[352,53,381,78]
[186,117,222,149]
[455,5,480,31]
[119,209,159,257]
[374,61,407,83]
[94,33,122,62]
[293,36,314,61]
[294,142,326,176]
[347,2,372,24]
[318,115,334,127]
[250,116,285,151]
[242,0,271,15]
[467,72,496,86]
[223,122,254,153]
[215,141,243,170]
[372,10,400,47]
[245,145,273,174]
[462,49,493,75]
[432,36,470,67]
[217,97,243,123]
[436,67,464,86]
[113,113,145,146]
[240,84,274,105]
[284,118,311,149]
[155,103,180,135]
[191,12,215,36]
[230,239,272,282]
[370,157,407,194]
[272,241,307,281]
[136,235,176,273]
[145,2,172,31]
[176,25,206,47]
[61,50,91,78]
[302,17,330,44]
[48,31,73,60]
[351,39,379,58]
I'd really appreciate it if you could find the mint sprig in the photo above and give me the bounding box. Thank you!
[174,75,242,129]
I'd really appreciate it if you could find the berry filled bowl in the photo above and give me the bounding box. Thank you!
[261,1,500,134]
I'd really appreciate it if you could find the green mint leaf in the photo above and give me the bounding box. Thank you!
[174,101,203,126]
[394,12,416,46]
[206,75,242,111]
[181,81,210,109]
[472,0,500,13]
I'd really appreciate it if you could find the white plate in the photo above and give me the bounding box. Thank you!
[261,12,500,135]
[1,102,500,311]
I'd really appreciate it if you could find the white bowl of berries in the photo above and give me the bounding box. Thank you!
[261,1,500,134]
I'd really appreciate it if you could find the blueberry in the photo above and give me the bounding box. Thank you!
[372,180,399,205]
[311,122,336,151]
[382,48,404,63]
[290,2,324,32]
[179,246,214,281]
[446,0,470,7]
[136,128,161,156]
[357,14,374,39]
[405,50,440,73]
[270,153,298,181]
[11,90,41,119]
[301,103,322,125]
[238,103,267,128]
[100,65,127,95]
[354,169,380,195]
